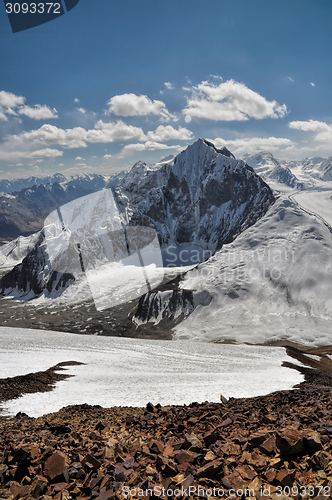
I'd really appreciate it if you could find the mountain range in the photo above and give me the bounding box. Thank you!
[0,139,274,300]
[1,138,332,345]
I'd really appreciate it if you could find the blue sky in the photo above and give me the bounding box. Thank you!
[1,0,332,179]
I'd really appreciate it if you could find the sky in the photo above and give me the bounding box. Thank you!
[1,0,332,180]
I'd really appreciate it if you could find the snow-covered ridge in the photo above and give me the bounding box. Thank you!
[172,196,332,345]
[243,151,304,190]
[243,150,332,189]
[0,232,41,269]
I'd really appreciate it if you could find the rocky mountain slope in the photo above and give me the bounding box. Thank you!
[1,355,332,498]
[0,139,275,303]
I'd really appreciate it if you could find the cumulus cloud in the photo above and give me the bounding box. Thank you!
[103,154,112,159]
[18,105,58,120]
[289,120,332,143]
[0,90,57,121]
[146,125,193,142]
[0,91,25,120]
[123,141,181,152]
[183,80,288,121]
[211,136,293,155]
[107,93,176,121]
[29,148,63,158]
[93,120,145,143]
[7,121,146,150]
[164,82,174,90]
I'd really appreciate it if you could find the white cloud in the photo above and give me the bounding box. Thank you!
[0,120,148,162]
[183,80,288,121]
[310,83,315,87]
[123,141,181,152]
[74,98,80,103]
[77,108,86,114]
[103,154,112,159]
[211,136,293,155]
[0,91,25,120]
[0,90,58,121]
[29,148,63,158]
[18,105,58,120]
[107,93,176,121]
[286,76,294,83]
[7,121,146,151]
[93,120,145,143]
[289,119,332,143]
[75,156,84,160]
[164,82,174,90]
[146,125,193,142]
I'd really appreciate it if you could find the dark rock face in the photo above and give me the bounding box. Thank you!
[133,289,212,325]
[0,139,275,301]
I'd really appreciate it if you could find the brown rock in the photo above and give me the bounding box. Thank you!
[203,430,220,447]
[260,435,276,454]
[179,474,194,489]
[235,464,256,481]
[44,451,69,483]
[185,433,203,450]
[220,418,232,427]
[276,429,305,455]
[82,454,101,471]
[248,476,262,490]
[249,431,271,448]
[174,450,197,464]
[305,431,323,451]
[30,475,48,498]
[265,468,277,483]
[312,450,330,470]
[204,450,217,461]
[146,402,157,413]
[95,490,114,500]
[163,439,174,457]
[275,469,295,487]
[195,459,222,478]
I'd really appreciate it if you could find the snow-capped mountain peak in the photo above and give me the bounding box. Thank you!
[0,139,275,303]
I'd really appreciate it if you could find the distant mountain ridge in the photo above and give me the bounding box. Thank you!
[0,171,126,239]
[243,151,304,189]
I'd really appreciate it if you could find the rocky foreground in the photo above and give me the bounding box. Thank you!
[1,349,332,499]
